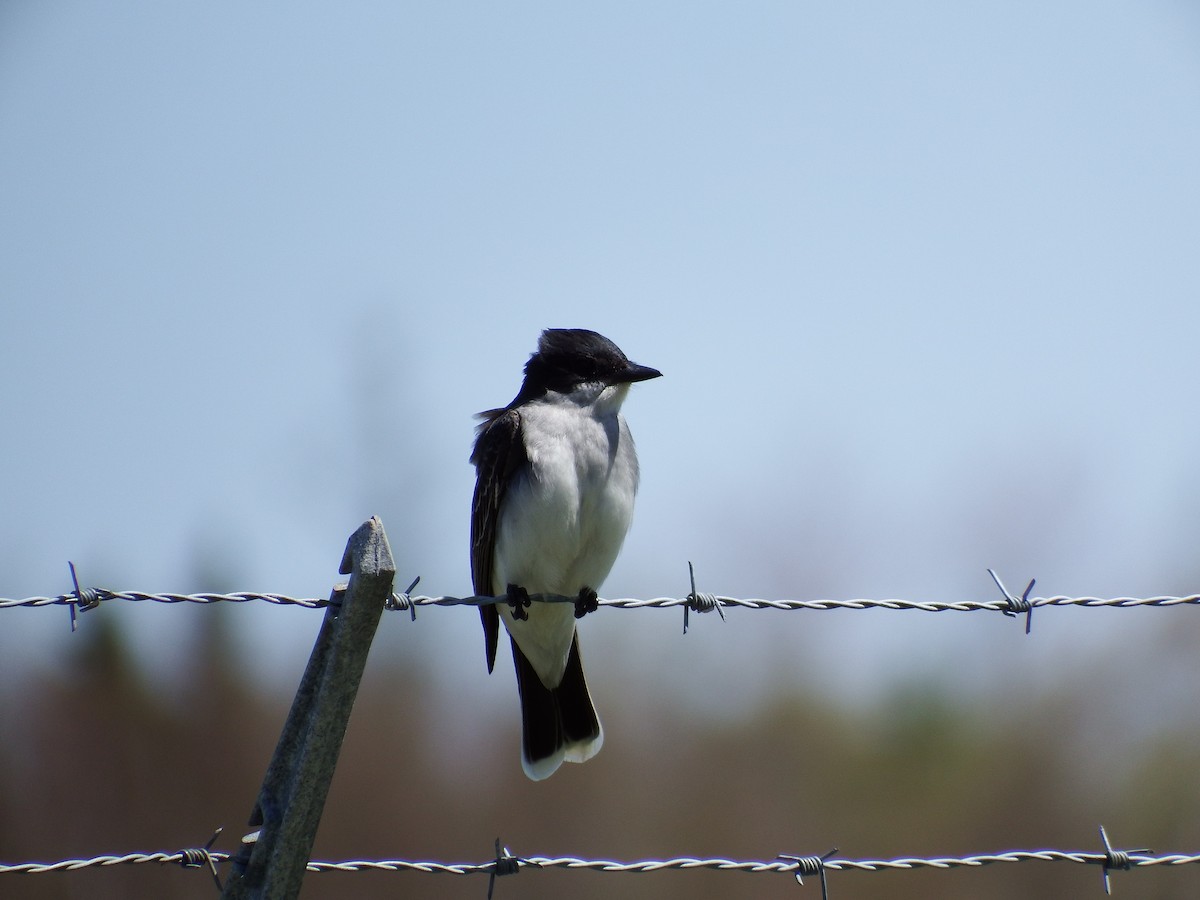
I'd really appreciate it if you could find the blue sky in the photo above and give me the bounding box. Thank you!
[2,3,1199,727]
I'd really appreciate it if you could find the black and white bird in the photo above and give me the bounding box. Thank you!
[470,328,661,780]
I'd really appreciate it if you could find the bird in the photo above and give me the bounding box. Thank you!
[470,328,662,780]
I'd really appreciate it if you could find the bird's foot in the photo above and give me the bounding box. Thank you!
[574,586,599,619]
[505,584,531,621]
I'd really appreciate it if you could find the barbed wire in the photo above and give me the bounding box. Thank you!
[5,563,1200,639]
[5,587,1200,614]
[4,839,1199,895]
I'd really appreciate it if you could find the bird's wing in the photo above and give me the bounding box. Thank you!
[470,407,527,673]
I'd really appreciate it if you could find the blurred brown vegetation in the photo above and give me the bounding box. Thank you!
[2,603,1200,900]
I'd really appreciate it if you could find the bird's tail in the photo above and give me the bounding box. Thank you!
[510,632,603,780]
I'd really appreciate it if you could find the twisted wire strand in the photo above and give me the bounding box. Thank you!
[3,849,1198,877]
[5,590,1200,613]
[304,851,1199,875]
[0,851,232,873]
[573,594,1200,612]
[0,590,328,611]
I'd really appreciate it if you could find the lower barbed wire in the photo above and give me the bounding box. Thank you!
[3,848,1195,878]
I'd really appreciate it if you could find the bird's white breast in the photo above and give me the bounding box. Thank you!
[492,387,640,686]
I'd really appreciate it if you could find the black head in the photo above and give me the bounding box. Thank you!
[513,328,661,404]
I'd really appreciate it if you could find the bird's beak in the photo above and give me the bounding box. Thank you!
[619,362,663,384]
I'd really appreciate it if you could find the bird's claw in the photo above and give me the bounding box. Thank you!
[505,584,531,621]
[574,587,599,619]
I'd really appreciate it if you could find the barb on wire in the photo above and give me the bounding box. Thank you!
[386,576,422,621]
[486,838,540,899]
[171,827,224,892]
[779,847,838,898]
[1098,825,1151,896]
[988,568,1037,634]
[684,561,725,634]
[67,561,100,632]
